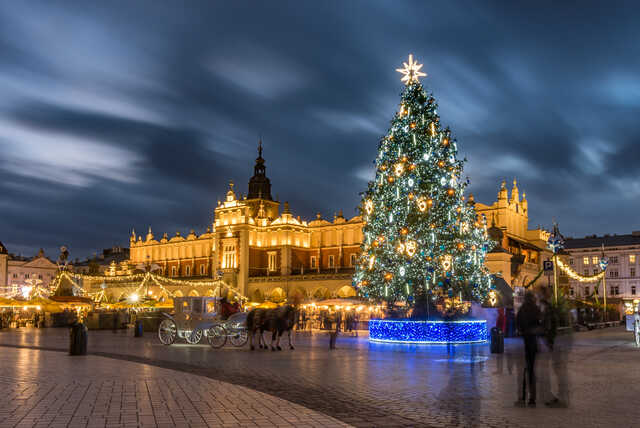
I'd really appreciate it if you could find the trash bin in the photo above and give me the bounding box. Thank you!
[490,327,504,354]
[70,322,88,355]
[134,319,144,337]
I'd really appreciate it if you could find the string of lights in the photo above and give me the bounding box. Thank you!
[556,258,605,283]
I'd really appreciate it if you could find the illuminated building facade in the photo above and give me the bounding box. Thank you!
[128,147,549,302]
[0,247,58,297]
[129,144,363,302]
[564,233,640,314]
[475,179,551,288]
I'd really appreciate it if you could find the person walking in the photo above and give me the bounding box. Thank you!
[634,308,640,347]
[516,291,542,407]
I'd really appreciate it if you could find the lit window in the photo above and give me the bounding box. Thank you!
[583,257,589,265]
[185,266,191,276]
[310,256,317,269]
[222,244,237,269]
[268,252,277,272]
[328,255,335,269]
[350,254,357,267]
[631,254,636,264]
[592,256,598,264]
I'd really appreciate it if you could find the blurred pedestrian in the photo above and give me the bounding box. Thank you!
[516,291,542,407]
[634,309,640,347]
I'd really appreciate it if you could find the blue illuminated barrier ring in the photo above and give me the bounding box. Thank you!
[368,319,488,344]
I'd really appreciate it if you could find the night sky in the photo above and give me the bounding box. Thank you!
[2,1,640,259]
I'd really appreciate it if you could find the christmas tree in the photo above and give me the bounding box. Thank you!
[354,55,493,313]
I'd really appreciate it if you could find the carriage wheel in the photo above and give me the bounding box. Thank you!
[207,325,227,349]
[228,329,248,347]
[185,329,203,344]
[158,319,177,345]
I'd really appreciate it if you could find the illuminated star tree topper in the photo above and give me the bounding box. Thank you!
[395,54,427,85]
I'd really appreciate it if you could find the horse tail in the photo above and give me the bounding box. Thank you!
[247,309,256,332]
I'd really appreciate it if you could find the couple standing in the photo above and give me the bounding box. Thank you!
[516,289,571,408]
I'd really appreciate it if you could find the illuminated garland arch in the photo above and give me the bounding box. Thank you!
[59,271,249,302]
[556,258,605,283]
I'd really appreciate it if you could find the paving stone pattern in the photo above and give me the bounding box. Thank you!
[0,347,348,428]
[1,327,639,427]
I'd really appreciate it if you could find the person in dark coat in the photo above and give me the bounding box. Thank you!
[516,291,542,407]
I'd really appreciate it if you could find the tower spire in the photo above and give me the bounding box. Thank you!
[247,138,272,200]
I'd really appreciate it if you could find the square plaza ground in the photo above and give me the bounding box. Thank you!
[0,327,638,427]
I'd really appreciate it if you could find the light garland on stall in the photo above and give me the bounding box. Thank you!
[556,258,605,283]
[52,270,249,303]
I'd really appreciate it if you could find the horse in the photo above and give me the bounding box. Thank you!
[247,305,296,351]
[247,307,269,350]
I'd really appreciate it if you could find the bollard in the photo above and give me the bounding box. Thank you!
[70,322,88,355]
[490,327,504,354]
[134,319,144,337]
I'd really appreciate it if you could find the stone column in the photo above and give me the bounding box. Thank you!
[238,230,249,297]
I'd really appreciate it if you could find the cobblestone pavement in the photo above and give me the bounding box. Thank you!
[1,327,639,427]
[0,346,348,428]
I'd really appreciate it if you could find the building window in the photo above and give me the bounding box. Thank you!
[631,268,636,277]
[595,287,599,295]
[38,274,42,279]
[610,256,618,264]
[583,257,589,265]
[350,254,357,267]
[610,287,615,296]
[24,273,29,278]
[591,256,598,264]
[200,265,205,275]
[12,273,17,278]
[185,266,191,276]
[633,286,637,295]
[171,266,176,277]
[584,269,589,276]
[570,287,574,296]
[630,254,636,264]
[328,255,335,269]
[609,270,619,278]
[310,256,317,269]
[222,244,237,269]
[585,286,590,296]
[569,258,574,266]
[616,286,620,295]
[268,252,277,272]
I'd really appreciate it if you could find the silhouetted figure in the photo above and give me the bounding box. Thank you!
[516,291,541,407]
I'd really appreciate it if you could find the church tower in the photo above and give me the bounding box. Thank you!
[247,140,272,201]
[246,140,279,219]
[0,240,7,288]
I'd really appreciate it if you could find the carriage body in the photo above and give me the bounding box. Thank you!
[171,296,221,338]
[157,296,248,348]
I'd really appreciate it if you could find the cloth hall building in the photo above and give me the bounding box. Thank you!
[127,145,551,302]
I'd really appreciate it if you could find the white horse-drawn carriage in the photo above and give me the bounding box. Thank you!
[157,296,248,348]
